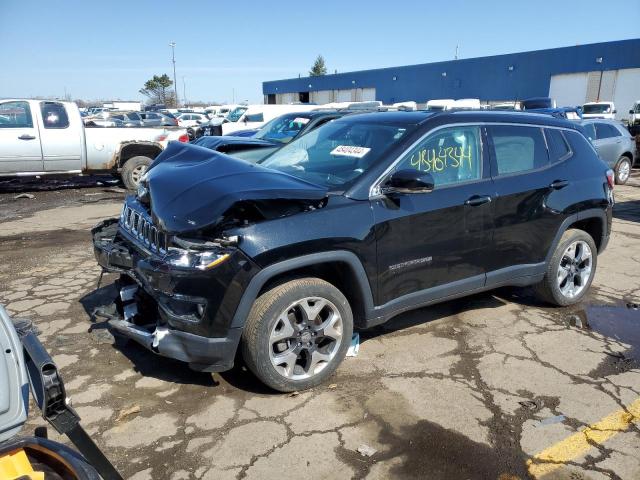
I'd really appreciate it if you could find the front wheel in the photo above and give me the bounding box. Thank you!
[615,156,632,185]
[242,278,353,392]
[121,156,152,190]
[534,229,598,306]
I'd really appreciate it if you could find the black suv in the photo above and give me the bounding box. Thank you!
[93,111,614,392]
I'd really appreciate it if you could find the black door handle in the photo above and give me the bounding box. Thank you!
[18,134,36,140]
[464,195,492,206]
[549,180,569,190]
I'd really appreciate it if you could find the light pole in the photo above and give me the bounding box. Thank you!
[169,42,179,106]
[182,76,187,107]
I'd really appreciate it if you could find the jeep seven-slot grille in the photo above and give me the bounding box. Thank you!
[120,205,168,253]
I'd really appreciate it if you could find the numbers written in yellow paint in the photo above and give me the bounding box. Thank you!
[409,145,473,173]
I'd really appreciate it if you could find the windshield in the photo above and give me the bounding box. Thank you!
[260,119,412,188]
[583,104,611,114]
[254,113,311,144]
[227,106,248,122]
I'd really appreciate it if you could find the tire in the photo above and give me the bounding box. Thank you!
[241,277,353,392]
[614,156,632,185]
[186,127,196,141]
[534,229,598,307]
[121,156,152,190]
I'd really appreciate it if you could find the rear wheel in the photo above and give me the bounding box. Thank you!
[242,278,353,392]
[615,156,631,185]
[534,229,597,306]
[121,156,152,190]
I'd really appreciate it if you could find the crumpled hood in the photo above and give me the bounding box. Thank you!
[192,135,275,150]
[145,142,327,234]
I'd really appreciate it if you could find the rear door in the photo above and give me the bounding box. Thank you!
[373,124,494,305]
[0,100,43,172]
[486,124,570,278]
[40,102,83,171]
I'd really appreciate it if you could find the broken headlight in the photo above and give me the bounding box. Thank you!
[164,248,230,270]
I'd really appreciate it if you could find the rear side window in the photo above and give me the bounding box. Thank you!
[489,125,548,175]
[40,102,69,129]
[595,123,621,139]
[545,128,571,162]
[127,112,141,121]
[0,101,33,128]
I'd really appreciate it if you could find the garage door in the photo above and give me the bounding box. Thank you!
[612,68,640,120]
[549,73,588,106]
[335,89,353,102]
[360,88,376,101]
[311,90,332,105]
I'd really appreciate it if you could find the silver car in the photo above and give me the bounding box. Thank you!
[581,119,636,185]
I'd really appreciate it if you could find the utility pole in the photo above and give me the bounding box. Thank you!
[455,44,459,60]
[182,76,187,107]
[169,42,179,106]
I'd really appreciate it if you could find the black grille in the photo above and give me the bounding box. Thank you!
[120,205,168,253]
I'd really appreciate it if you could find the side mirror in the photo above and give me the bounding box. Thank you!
[629,110,634,114]
[383,169,434,194]
[612,109,617,114]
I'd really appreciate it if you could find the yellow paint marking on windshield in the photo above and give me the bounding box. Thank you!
[527,397,640,478]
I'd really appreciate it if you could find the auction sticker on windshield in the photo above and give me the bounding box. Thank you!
[330,145,371,158]
[293,117,310,124]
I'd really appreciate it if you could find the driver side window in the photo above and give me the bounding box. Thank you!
[396,126,482,187]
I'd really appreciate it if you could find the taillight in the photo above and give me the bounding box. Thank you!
[606,169,615,189]
[173,118,178,125]
[178,134,189,143]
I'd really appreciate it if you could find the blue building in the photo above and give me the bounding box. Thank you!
[263,39,640,114]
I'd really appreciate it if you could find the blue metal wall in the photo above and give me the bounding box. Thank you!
[263,39,640,103]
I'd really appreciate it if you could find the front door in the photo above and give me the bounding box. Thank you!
[592,122,622,167]
[0,100,43,172]
[372,125,494,306]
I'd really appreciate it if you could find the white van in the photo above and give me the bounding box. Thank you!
[451,98,481,110]
[583,102,616,120]
[425,99,455,111]
[221,104,317,135]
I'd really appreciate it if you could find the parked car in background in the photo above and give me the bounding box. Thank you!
[628,100,640,135]
[93,110,613,392]
[582,102,616,120]
[176,112,208,127]
[86,110,144,127]
[195,110,347,162]
[521,97,556,110]
[219,104,317,135]
[581,119,636,184]
[85,117,126,128]
[425,99,455,111]
[139,111,178,126]
[0,99,188,189]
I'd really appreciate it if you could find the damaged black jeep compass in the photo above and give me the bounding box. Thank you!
[93,110,613,392]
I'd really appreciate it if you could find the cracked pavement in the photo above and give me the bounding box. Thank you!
[1,175,639,479]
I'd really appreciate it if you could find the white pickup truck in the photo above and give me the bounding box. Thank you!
[0,99,188,189]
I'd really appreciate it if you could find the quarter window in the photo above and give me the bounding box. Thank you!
[545,128,570,162]
[582,123,596,141]
[40,102,69,129]
[0,101,33,128]
[397,126,482,187]
[595,123,621,139]
[489,125,548,175]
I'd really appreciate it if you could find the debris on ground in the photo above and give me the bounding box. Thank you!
[535,415,566,427]
[357,444,377,457]
[328,384,337,389]
[116,405,141,422]
[518,400,538,410]
[14,193,35,199]
[346,333,360,357]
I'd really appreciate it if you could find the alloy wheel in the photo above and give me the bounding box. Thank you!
[269,297,343,380]
[130,165,147,185]
[557,240,592,299]
[618,159,631,183]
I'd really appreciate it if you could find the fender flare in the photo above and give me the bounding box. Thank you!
[544,208,608,264]
[230,251,374,328]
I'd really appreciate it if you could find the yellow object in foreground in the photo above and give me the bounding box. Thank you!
[527,397,640,478]
[0,449,45,480]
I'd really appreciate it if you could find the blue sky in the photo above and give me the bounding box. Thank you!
[1,0,638,104]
